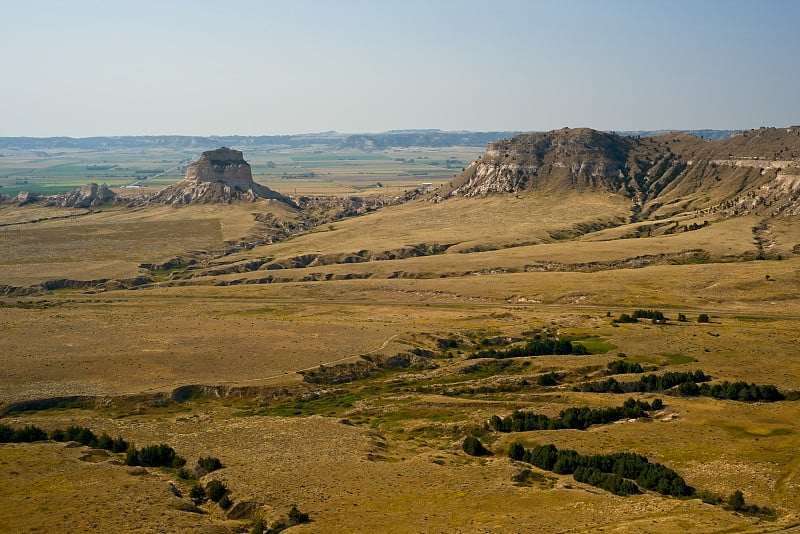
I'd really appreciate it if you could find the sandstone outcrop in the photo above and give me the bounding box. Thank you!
[48,183,117,208]
[14,191,40,206]
[153,147,292,205]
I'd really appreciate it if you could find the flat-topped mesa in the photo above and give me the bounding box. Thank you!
[185,147,254,188]
[153,147,294,205]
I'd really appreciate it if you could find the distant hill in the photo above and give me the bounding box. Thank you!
[438,127,800,221]
[0,129,743,151]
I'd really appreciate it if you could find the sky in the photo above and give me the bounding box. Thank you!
[2,0,799,137]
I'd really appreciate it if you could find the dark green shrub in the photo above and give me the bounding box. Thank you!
[287,505,310,525]
[728,489,745,511]
[197,456,223,472]
[218,494,232,509]
[613,313,638,324]
[462,436,491,456]
[189,483,206,503]
[537,372,559,386]
[697,314,710,323]
[65,426,97,447]
[206,479,227,502]
[10,425,48,443]
[508,441,525,461]
[125,444,185,468]
[110,436,129,453]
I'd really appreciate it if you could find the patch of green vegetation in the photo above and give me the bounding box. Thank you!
[733,315,779,323]
[257,385,381,417]
[568,335,616,354]
[717,424,794,438]
[512,468,556,489]
[372,407,467,429]
[625,353,695,366]
[0,300,63,310]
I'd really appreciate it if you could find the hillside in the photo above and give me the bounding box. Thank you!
[438,127,800,221]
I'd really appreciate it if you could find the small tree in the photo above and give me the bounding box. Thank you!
[697,314,710,323]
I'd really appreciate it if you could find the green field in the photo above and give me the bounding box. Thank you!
[0,146,482,197]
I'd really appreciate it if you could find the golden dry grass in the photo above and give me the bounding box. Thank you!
[2,192,800,532]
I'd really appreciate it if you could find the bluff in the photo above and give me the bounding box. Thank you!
[153,147,292,205]
[437,127,800,220]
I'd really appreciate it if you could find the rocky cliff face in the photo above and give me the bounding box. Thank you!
[445,128,630,197]
[153,147,293,205]
[437,127,800,220]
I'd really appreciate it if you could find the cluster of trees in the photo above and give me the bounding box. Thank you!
[510,443,692,497]
[577,370,710,394]
[613,309,666,324]
[0,424,129,453]
[605,360,644,375]
[470,337,588,359]
[577,371,784,402]
[489,398,661,432]
[679,380,784,402]
[125,444,186,468]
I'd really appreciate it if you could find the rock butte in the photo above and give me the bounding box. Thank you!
[153,147,292,205]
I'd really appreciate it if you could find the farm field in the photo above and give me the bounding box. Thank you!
[0,145,481,198]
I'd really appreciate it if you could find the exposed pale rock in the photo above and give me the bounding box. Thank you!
[48,183,116,208]
[15,191,40,205]
[153,147,292,205]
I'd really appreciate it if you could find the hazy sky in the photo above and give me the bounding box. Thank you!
[2,0,799,136]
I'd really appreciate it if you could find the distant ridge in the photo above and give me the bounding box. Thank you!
[0,129,742,151]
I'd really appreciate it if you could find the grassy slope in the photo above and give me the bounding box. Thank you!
[1,188,800,532]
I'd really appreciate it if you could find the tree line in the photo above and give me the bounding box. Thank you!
[469,337,589,360]
[509,443,692,497]
[577,370,784,402]
[489,397,661,432]
[577,370,711,394]
[0,424,129,453]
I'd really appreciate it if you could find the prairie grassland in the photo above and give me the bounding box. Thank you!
[1,191,800,532]
[0,202,291,286]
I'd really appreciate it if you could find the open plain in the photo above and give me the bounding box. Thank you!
[1,130,800,533]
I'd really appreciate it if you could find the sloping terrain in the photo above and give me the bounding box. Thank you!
[438,127,800,221]
[2,130,800,533]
